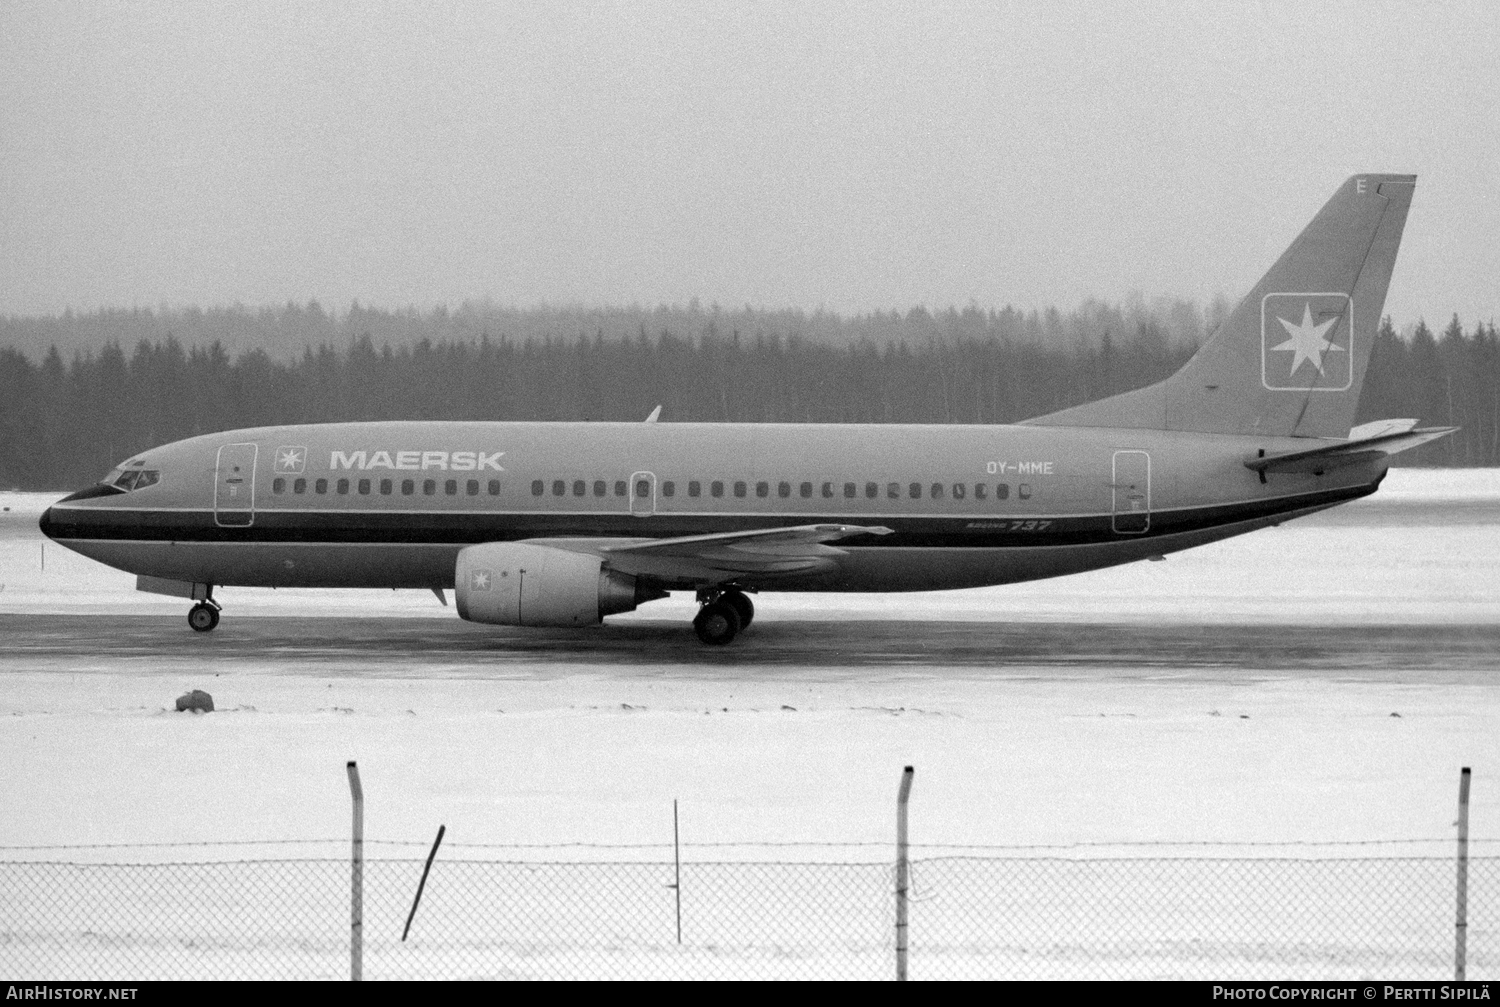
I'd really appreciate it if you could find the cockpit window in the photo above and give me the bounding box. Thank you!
[109,469,161,492]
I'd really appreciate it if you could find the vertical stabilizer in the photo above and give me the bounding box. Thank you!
[1026,174,1415,438]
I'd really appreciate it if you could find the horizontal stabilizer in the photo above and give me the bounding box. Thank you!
[1246,424,1456,475]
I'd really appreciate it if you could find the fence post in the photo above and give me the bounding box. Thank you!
[347,760,364,982]
[673,799,683,944]
[1456,766,1471,981]
[896,765,915,982]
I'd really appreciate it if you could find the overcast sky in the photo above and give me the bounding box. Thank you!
[2,1,1495,324]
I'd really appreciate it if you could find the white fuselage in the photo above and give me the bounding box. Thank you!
[40,420,1382,596]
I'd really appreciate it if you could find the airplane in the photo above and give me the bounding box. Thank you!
[38,173,1453,645]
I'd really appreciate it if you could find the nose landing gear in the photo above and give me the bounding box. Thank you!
[188,596,221,632]
[693,588,754,645]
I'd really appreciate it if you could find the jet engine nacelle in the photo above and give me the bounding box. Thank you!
[454,542,649,627]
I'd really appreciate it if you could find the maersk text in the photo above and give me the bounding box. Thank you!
[329,450,505,472]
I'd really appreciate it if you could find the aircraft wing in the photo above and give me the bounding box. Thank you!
[1246,423,1457,476]
[527,524,893,582]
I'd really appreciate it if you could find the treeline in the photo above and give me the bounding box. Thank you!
[0,297,1225,363]
[1,315,1496,489]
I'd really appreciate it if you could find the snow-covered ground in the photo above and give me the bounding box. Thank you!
[0,470,1496,978]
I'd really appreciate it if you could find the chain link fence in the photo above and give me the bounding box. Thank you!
[2,854,1494,979]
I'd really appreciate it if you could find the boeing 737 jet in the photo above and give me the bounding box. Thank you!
[39,174,1452,644]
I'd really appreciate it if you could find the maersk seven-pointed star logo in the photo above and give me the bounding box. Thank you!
[470,569,493,592]
[273,445,307,474]
[1261,293,1353,392]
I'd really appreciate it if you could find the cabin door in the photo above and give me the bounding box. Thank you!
[629,471,656,517]
[1111,450,1150,534]
[214,443,258,527]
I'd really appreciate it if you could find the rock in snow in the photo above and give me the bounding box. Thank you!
[175,690,214,713]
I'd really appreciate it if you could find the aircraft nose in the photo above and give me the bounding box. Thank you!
[38,505,57,541]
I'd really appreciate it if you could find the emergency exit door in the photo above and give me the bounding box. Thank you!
[1111,450,1150,534]
[629,471,656,516]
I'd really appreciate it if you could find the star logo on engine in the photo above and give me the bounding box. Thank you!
[1261,293,1353,392]
[471,569,492,592]
[273,445,307,474]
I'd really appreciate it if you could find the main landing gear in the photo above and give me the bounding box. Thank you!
[187,595,221,633]
[693,588,754,646]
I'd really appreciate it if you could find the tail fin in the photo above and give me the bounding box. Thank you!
[1026,174,1416,438]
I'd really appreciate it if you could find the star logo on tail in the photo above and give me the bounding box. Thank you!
[1271,303,1344,376]
[1261,293,1353,392]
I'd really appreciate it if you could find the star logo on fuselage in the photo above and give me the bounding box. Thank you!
[273,445,307,474]
[1270,303,1344,377]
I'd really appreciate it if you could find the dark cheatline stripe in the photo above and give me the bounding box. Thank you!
[42,484,1371,549]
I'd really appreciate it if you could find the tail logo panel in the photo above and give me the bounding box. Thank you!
[1261,293,1353,392]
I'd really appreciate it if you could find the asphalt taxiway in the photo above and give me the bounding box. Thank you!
[3,614,1497,681]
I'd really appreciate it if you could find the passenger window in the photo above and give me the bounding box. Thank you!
[635,479,650,498]
[930,483,944,500]
[688,481,701,498]
[711,480,724,498]
[531,480,544,496]
[401,479,414,496]
[573,480,586,497]
[1019,483,1033,500]
[909,482,921,499]
[358,479,371,495]
[734,481,747,498]
[424,479,437,496]
[844,482,857,499]
[615,480,627,497]
[552,480,566,496]
[777,481,791,498]
[272,477,286,494]
[594,480,607,497]
[975,483,988,501]
[487,480,500,495]
[444,479,457,495]
[293,478,306,494]
[865,482,878,499]
[821,482,834,499]
[315,478,328,494]
[997,483,1009,500]
[887,482,900,499]
[663,481,675,497]
[800,482,813,499]
[756,481,769,498]
[337,478,350,495]
[952,482,966,500]
[380,479,393,495]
